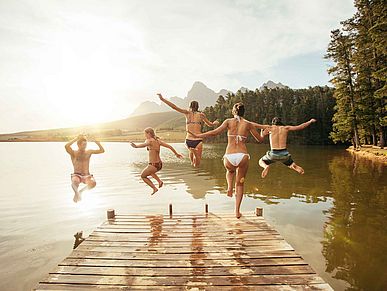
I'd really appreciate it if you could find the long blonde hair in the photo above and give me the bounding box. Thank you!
[144,127,159,140]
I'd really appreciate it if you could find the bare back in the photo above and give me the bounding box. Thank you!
[185,112,203,140]
[71,151,92,175]
[268,126,289,149]
[225,118,252,154]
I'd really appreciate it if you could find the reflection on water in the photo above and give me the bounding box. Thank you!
[323,154,387,290]
[0,142,386,290]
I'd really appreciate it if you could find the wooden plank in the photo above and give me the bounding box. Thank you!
[84,234,284,242]
[75,245,297,256]
[40,273,326,286]
[89,230,279,239]
[51,265,314,276]
[79,240,290,248]
[35,283,334,290]
[68,248,297,260]
[60,257,308,268]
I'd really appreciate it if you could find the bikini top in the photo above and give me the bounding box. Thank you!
[228,115,247,144]
[186,112,202,125]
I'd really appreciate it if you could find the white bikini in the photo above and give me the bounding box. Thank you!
[223,116,250,167]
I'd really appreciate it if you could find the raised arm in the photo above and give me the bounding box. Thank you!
[65,135,80,156]
[287,119,317,131]
[157,93,189,114]
[88,136,105,154]
[159,140,183,159]
[189,119,229,138]
[201,113,220,127]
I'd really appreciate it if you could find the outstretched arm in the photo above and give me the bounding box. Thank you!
[250,127,268,143]
[287,119,317,131]
[189,119,229,138]
[129,140,150,149]
[201,113,220,127]
[159,140,183,159]
[250,121,270,130]
[88,136,105,154]
[157,93,189,114]
[65,135,80,156]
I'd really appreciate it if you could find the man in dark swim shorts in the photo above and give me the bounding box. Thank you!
[259,117,316,178]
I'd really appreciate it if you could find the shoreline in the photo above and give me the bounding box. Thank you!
[346,146,387,164]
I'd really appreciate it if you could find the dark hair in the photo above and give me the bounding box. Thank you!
[189,101,199,112]
[232,102,245,117]
[77,137,87,146]
[272,117,284,126]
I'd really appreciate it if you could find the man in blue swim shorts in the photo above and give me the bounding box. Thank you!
[259,117,316,178]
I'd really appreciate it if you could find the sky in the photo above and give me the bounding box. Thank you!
[0,0,356,133]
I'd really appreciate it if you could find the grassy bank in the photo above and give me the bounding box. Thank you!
[347,146,387,164]
[0,130,187,143]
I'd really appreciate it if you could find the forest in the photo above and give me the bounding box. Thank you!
[204,0,385,147]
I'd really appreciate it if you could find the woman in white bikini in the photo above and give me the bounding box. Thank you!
[158,93,219,167]
[130,127,183,195]
[190,103,267,218]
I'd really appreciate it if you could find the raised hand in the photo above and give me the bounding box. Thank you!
[129,141,137,148]
[310,118,317,123]
[213,120,220,126]
[157,93,164,101]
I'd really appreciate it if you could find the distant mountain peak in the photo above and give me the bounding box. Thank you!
[260,80,287,90]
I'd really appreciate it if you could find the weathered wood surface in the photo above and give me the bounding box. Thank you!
[35,212,332,290]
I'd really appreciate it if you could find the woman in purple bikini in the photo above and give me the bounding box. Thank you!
[158,93,219,167]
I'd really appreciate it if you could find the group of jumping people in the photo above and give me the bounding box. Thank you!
[66,93,316,218]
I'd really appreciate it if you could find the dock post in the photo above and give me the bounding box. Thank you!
[205,203,209,214]
[169,203,173,217]
[255,207,263,216]
[107,209,115,220]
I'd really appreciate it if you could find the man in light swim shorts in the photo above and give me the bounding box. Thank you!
[259,117,316,178]
[65,134,105,202]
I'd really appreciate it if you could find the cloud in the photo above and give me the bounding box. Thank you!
[0,0,355,132]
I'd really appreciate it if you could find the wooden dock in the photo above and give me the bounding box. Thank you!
[35,206,332,290]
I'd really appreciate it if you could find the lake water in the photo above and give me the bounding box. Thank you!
[0,142,386,290]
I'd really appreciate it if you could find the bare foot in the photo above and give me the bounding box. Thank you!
[261,166,270,178]
[227,188,233,197]
[151,188,159,195]
[236,212,242,219]
[73,191,81,203]
[289,163,305,175]
[158,181,164,188]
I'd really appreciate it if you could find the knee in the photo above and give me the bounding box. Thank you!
[89,180,96,188]
[227,169,235,174]
[236,177,245,186]
[141,173,148,179]
[71,178,80,185]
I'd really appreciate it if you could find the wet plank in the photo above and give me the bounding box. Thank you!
[35,211,332,290]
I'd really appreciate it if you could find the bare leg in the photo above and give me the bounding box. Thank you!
[151,173,163,188]
[259,158,270,178]
[289,162,305,175]
[79,177,96,193]
[235,156,249,218]
[223,158,236,197]
[71,176,81,203]
[188,149,195,166]
[141,165,159,195]
[193,143,203,167]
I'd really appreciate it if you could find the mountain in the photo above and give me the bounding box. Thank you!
[259,80,287,90]
[131,81,231,116]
